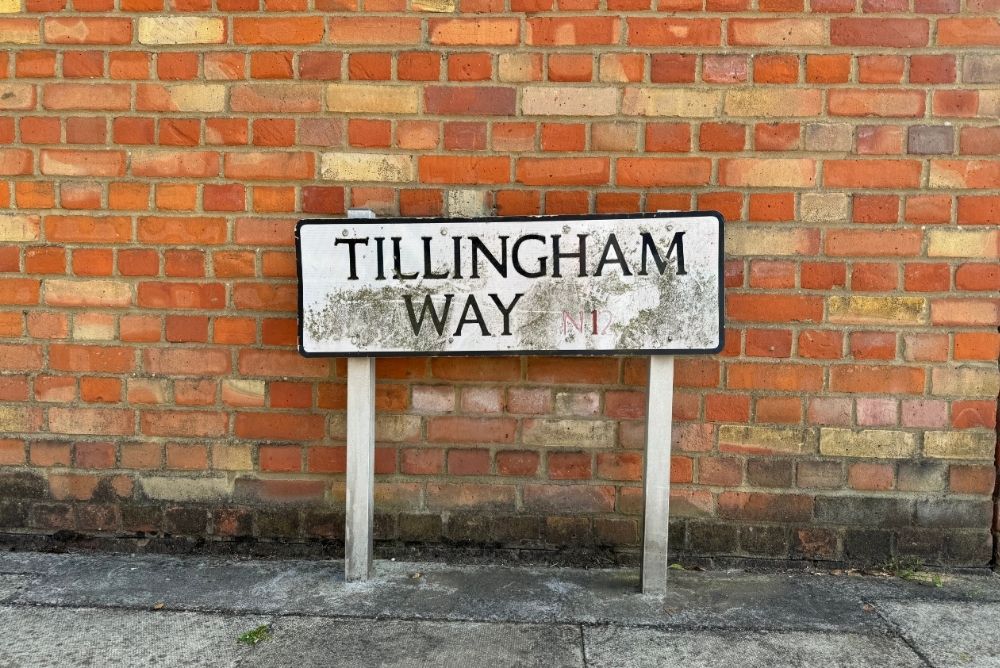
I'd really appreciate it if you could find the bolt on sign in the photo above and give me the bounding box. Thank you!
[296,212,724,356]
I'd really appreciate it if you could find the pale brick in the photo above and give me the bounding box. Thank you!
[931,367,1000,398]
[45,280,131,308]
[801,193,848,223]
[0,214,40,241]
[498,54,538,83]
[719,158,816,187]
[138,84,226,113]
[554,391,600,416]
[326,84,419,114]
[213,444,253,471]
[320,153,415,182]
[137,17,225,45]
[72,313,115,340]
[928,229,1000,259]
[0,83,34,110]
[376,414,422,442]
[447,189,489,218]
[622,88,720,117]
[141,476,232,502]
[522,418,615,447]
[924,431,995,461]
[725,89,822,117]
[522,86,617,117]
[819,428,917,458]
[412,386,455,413]
[0,0,20,12]
[981,91,1000,117]
[726,227,816,256]
[828,296,926,325]
[221,379,264,407]
[804,124,852,152]
[412,0,455,11]
[719,425,807,454]
[0,406,39,433]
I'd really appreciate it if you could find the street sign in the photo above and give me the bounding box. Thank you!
[296,212,724,357]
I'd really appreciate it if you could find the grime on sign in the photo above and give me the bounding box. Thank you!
[296,212,724,356]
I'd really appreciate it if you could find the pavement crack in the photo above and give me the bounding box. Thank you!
[578,624,589,667]
[866,599,938,668]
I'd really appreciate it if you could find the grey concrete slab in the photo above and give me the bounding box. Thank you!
[10,553,892,632]
[877,600,1000,667]
[584,627,927,668]
[0,604,269,668]
[246,618,583,668]
[0,574,32,602]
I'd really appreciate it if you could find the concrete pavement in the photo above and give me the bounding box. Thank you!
[0,550,997,667]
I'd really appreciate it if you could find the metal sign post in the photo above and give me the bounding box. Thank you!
[296,210,723,591]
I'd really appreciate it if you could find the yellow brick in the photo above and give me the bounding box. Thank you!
[161,84,226,112]
[521,419,616,447]
[924,431,995,461]
[447,189,488,217]
[0,0,20,12]
[725,89,822,117]
[828,296,926,325]
[800,193,848,224]
[980,90,1000,117]
[326,84,419,114]
[376,414,421,442]
[213,444,253,471]
[521,86,617,117]
[140,476,232,502]
[0,214,40,242]
[819,428,917,458]
[320,153,415,182]
[726,227,815,257]
[931,367,1000,398]
[0,406,34,432]
[412,0,456,11]
[622,88,720,117]
[718,425,808,454]
[928,229,1000,259]
[137,17,225,44]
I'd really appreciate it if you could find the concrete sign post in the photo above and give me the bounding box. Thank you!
[296,211,724,592]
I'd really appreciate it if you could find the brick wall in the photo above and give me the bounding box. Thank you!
[0,3,998,565]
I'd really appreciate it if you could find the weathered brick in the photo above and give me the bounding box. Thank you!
[137,17,225,45]
[819,428,917,458]
[725,89,822,117]
[320,153,414,182]
[622,88,720,117]
[136,84,225,113]
[326,83,419,114]
[522,86,617,117]
[0,214,40,242]
[924,431,995,461]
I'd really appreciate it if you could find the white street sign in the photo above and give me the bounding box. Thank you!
[296,212,724,356]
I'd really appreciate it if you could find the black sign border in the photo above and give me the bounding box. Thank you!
[295,211,725,358]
